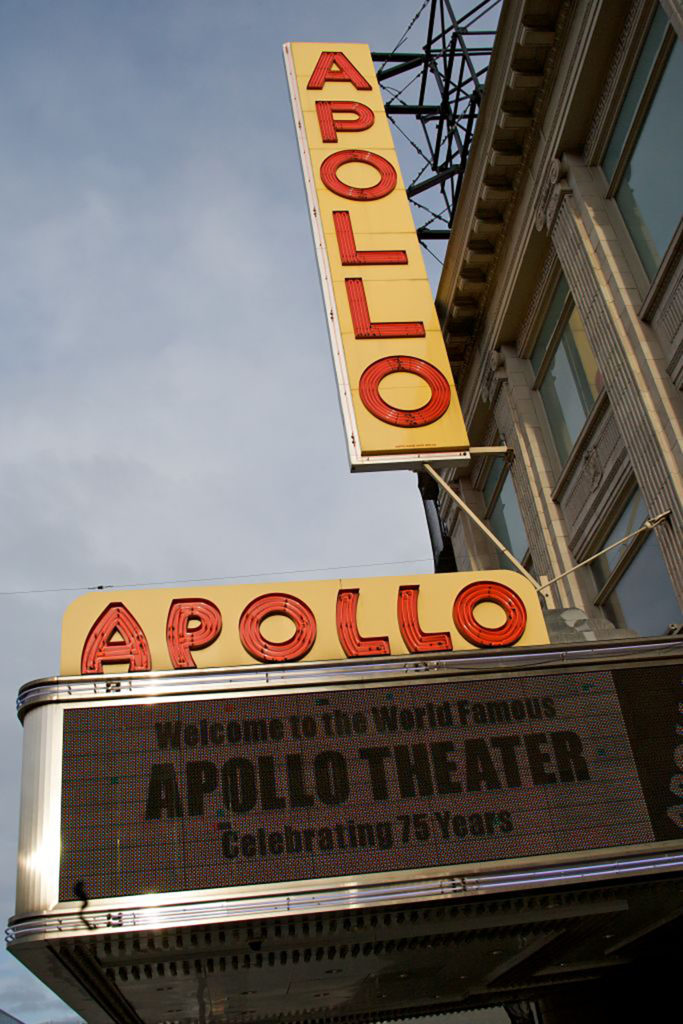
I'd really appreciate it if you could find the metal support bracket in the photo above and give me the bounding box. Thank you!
[424,463,541,589]
[537,510,672,594]
[426,457,672,604]
[469,446,511,456]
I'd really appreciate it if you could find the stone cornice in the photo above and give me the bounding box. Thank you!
[436,0,568,379]
[583,0,653,165]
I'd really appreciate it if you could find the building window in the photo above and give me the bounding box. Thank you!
[531,275,602,465]
[602,6,682,279]
[591,487,680,636]
[483,455,530,568]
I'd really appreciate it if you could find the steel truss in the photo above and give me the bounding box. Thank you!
[372,0,501,257]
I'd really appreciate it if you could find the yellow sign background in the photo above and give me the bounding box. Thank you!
[61,571,548,675]
[285,42,469,466]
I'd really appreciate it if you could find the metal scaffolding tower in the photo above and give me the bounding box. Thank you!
[372,0,501,261]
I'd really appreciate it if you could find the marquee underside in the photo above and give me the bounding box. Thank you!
[9,872,683,1023]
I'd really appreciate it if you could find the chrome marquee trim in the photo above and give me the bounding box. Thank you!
[8,849,683,945]
[16,636,683,719]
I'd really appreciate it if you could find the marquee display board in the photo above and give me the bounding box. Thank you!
[60,571,548,675]
[58,658,683,902]
[284,42,469,469]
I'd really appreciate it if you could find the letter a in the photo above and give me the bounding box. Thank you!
[307,51,372,91]
[81,602,151,673]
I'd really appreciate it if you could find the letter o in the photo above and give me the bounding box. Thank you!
[359,355,451,427]
[314,752,349,806]
[221,759,257,813]
[239,593,317,663]
[320,149,396,201]
[453,581,527,647]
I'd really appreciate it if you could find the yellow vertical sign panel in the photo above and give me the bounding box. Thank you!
[284,42,470,470]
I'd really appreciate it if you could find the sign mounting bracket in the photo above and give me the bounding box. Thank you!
[423,462,541,590]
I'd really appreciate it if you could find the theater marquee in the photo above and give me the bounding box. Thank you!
[10,637,683,1024]
[284,42,469,469]
[54,655,683,902]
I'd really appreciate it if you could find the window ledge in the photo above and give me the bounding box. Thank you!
[551,391,610,503]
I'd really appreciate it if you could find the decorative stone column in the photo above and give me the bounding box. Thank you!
[541,154,683,607]
[489,348,591,612]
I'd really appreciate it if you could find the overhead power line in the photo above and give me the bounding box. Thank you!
[0,557,434,599]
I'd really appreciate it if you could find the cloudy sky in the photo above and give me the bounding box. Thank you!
[0,2,504,1021]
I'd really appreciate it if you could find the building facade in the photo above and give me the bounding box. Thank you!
[435,0,682,641]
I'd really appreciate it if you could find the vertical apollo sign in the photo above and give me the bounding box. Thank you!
[284,43,469,469]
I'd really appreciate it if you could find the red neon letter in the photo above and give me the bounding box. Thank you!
[333,212,407,266]
[315,101,374,143]
[398,586,452,653]
[453,581,527,648]
[336,589,391,657]
[166,599,222,669]
[239,593,316,663]
[359,355,452,427]
[320,150,396,201]
[307,52,372,91]
[81,602,151,674]
[345,278,425,338]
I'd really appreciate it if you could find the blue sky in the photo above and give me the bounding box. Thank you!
[0,3,503,1020]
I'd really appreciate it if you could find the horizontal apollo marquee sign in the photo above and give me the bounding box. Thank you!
[60,572,548,675]
[284,42,469,469]
[59,659,683,900]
